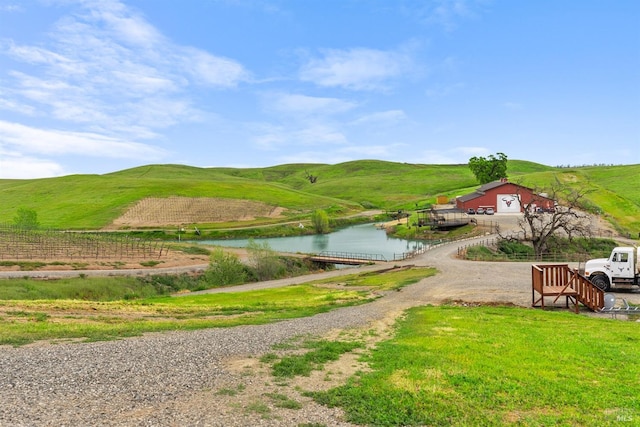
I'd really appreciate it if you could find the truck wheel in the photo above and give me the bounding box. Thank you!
[589,274,610,292]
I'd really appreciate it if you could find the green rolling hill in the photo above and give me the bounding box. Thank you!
[0,160,638,234]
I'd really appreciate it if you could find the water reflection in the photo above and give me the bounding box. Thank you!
[313,234,329,251]
[197,223,426,260]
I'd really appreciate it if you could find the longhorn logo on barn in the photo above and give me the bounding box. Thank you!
[502,196,516,207]
[497,194,521,213]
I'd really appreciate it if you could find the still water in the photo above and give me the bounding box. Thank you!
[198,223,426,260]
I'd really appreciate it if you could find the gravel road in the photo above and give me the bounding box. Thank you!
[2,217,638,426]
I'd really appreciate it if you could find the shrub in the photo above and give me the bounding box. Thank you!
[247,239,285,281]
[204,248,248,286]
[497,239,534,257]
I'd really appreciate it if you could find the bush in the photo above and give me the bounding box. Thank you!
[247,240,286,281]
[204,248,248,286]
[497,239,534,257]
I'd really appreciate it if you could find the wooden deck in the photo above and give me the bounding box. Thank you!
[531,264,604,312]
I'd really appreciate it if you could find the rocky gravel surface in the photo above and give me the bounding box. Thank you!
[2,216,638,426]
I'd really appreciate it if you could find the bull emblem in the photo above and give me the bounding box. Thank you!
[502,196,516,207]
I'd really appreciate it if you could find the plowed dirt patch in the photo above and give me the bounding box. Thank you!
[111,197,285,227]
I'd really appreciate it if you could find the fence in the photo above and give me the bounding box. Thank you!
[457,237,613,267]
[392,244,428,261]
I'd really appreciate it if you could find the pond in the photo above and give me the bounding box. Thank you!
[196,223,427,261]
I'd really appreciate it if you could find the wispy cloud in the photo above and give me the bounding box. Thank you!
[412,0,487,32]
[299,47,414,91]
[0,0,249,143]
[0,120,166,159]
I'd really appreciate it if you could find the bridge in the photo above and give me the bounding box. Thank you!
[309,247,427,265]
[308,251,387,265]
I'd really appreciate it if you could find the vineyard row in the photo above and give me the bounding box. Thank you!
[0,226,168,261]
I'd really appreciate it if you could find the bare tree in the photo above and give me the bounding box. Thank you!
[305,170,318,184]
[515,179,593,258]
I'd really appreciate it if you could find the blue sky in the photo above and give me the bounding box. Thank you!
[0,0,638,179]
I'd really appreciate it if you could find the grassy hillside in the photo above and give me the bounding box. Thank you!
[0,161,638,233]
[0,164,360,229]
[513,164,640,234]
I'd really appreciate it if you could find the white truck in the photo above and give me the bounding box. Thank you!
[584,246,640,292]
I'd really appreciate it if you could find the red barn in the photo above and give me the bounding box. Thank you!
[455,179,554,213]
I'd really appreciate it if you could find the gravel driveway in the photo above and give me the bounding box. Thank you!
[1,218,638,426]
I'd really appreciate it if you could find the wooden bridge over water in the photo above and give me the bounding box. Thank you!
[309,247,427,265]
[309,251,386,265]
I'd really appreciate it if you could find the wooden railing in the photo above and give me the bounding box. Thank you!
[310,251,387,265]
[532,264,604,312]
[571,269,604,311]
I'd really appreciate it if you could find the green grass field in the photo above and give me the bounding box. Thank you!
[309,305,640,426]
[0,267,437,347]
[1,160,638,233]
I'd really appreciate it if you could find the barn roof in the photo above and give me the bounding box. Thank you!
[458,180,534,202]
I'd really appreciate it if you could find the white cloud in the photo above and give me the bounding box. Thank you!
[84,0,164,47]
[178,47,249,87]
[0,151,65,179]
[6,42,74,66]
[0,120,167,159]
[299,47,413,91]
[0,0,249,144]
[0,93,35,115]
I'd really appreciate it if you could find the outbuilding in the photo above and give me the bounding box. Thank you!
[455,179,554,214]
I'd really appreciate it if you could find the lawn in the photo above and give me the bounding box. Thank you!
[310,305,640,426]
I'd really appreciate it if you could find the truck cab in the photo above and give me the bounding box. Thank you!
[584,247,639,291]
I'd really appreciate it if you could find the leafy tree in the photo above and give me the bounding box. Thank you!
[13,207,40,230]
[468,152,508,184]
[311,209,330,234]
